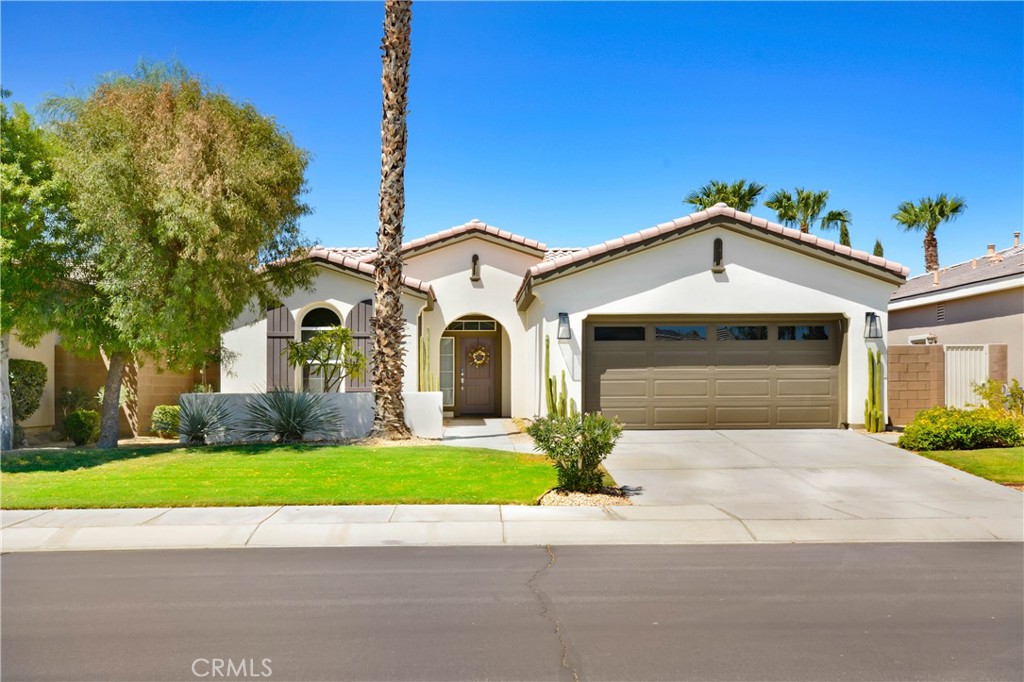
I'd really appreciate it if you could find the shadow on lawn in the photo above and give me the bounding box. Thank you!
[0,444,187,474]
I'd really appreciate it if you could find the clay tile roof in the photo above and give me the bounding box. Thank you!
[890,243,1024,301]
[516,204,909,303]
[308,247,435,298]
[387,220,548,258]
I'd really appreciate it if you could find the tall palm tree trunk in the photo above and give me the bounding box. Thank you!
[370,0,413,440]
[923,230,940,272]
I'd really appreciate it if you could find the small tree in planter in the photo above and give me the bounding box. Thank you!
[527,412,623,493]
[285,325,366,393]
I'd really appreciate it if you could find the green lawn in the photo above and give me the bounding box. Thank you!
[917,447,1024,485]
[0,444,558,509]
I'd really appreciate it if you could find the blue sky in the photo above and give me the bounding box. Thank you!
[3,1,1021,276]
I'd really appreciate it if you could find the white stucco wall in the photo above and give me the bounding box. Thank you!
[221,264,426,394]
[8,332,57,430]
[531,225,900,425]
[405,237,544,417]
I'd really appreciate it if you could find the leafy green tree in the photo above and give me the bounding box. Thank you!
[892,193,966,272]
[286,325,366,392]
[764,187,830,233]
[873,240,884,257]
[820,209,852,247]
[684,178,765,212]
[372,0,414,439]
[0,97,78,451]
[44,63,314,448]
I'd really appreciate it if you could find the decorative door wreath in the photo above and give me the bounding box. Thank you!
[468,345,490,367]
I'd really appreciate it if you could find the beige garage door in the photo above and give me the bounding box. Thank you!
[584,319,843,429]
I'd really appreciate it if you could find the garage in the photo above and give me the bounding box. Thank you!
[584,318,844,429]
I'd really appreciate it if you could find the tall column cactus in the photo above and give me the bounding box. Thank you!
[544,335,578,418]
[864,348,884,433]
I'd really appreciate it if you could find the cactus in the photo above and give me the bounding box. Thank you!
[864,348,884,432]
[419,329,439,392]
[544,335,578,418]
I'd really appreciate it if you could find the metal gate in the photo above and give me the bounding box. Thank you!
[944,345,988,408]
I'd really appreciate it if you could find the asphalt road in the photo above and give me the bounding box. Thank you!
[2,543,1021,682]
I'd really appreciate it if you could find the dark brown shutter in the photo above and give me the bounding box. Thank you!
[266,305,295,391]
[345,299,373,392]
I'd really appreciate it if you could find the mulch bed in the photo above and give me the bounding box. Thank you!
[539,486,634,506]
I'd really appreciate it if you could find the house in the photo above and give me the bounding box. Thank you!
[221,203,909,429]
[887,233,1023,423]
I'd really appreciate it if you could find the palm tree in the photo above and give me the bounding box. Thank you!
[370,0,413,440]
[820,209,852,247]
[684,178,765,212]
[764,188,829,233]
[892,193,967,272]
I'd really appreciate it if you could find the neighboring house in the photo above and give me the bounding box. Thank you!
[887,234,1024,423]
[222,203,908,429]
[8,332,216,439]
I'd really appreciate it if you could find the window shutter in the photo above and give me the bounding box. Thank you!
[266,305,295,391]
[345,299,373,392]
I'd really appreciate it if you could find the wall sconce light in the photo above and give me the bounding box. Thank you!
[711,238,726,273]
[470,254,480,282]
[557,312,571,340]
[864,312,882,339]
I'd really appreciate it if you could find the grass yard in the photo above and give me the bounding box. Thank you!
[0,444,558,509]
[917,447,1024,485]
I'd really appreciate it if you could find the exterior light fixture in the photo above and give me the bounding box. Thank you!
[557,312,571,340]
[470,254,480,282]
[864,312,882,339]
[711,238,725,273]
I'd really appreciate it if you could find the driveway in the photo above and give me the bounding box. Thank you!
[604,430,1022,534]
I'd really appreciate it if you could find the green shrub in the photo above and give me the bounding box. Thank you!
[65,410,101,446]
[13,424,26,448]
[9,359,47,423]
[151,405,181,439]
[526,412,623,493]
[237,390,337,443]
[179,396,232,445]
[898,406,1024,451]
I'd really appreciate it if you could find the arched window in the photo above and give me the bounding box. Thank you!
[299,307,341,392]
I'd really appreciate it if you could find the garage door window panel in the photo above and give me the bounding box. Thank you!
[779,325,830,341]
[717,325,768,341]
[595,326,646,341]
[655,325,707,341]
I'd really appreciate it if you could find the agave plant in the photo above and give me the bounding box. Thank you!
[179,395,232,445]
[238,389,339,443]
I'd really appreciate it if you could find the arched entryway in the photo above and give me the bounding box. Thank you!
[442,316,503,416]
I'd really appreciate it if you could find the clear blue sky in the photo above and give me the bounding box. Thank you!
[3,1,1021,276]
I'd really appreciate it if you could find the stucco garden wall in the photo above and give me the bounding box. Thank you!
[180,391,442,443]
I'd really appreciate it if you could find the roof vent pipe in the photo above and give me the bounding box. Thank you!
[1015,232,1021,247]
[987,244,996,256]
[971,258,977,269]
[932,270,940,286]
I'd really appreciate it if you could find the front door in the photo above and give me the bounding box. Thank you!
[458,335,496,415]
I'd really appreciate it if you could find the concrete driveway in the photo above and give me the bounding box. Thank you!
[603,430,1022,540]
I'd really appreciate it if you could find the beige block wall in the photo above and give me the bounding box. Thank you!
[887,345,944,426]
[8,332,57,431]
[54,347,218,437]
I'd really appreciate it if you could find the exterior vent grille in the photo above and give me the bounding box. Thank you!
[936,304,946,323]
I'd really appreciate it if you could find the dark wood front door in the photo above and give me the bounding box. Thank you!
[459,335,496,415]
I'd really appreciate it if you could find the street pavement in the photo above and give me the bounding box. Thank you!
[2,543,1021,681]
[4,425,1020,551]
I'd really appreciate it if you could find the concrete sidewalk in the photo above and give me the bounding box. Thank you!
[3,498,1020,552]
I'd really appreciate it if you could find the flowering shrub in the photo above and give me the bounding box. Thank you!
[526,412,622,492]
[897,406,1024,451]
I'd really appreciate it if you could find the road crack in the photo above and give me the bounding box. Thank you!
[526,545,579,682]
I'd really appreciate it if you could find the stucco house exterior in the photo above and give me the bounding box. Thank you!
[222,203,909,429]
[887,234,1023,422]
